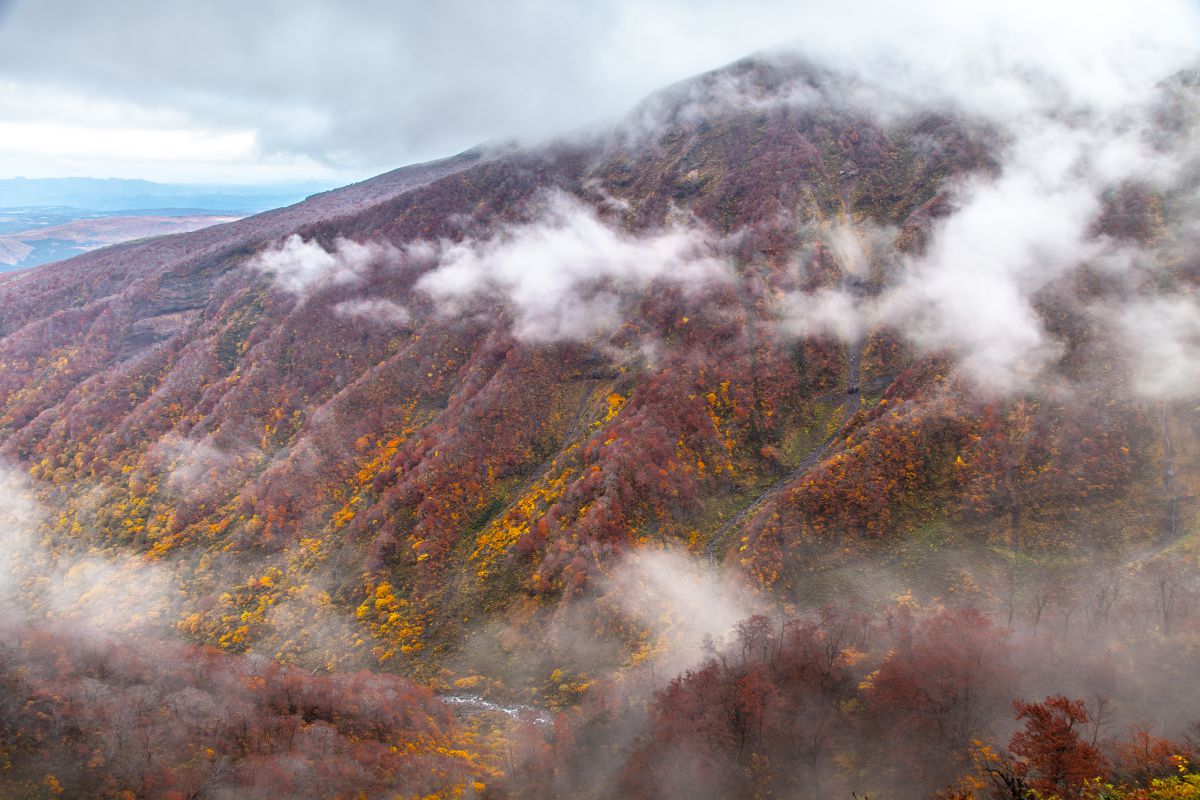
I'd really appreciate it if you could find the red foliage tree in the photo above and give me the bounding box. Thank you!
[1008,695,1109,800]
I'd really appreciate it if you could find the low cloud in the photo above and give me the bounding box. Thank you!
[1112,295,1200,400]
[781,285,866,344]
[149,433,259,510]
[0,463,181,633]
[333,297,411,325]
[602,547,763,674]
[249,234,400,295]
[0,456,367,672]
[0,466,41,614]
[778,88,1193,397]
[876,155,1100,393]
[620,53,826,142]
[154,433,241,491]
[416,190,730,341]
[780,221,894,344]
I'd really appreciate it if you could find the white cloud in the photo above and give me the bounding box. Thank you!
[781,285,866,344]
[876,157,1101,393]
[249,234,399,295]
[777,65,1190,396]
[602,548,763,673]
[333,297,411,325]
[417,190,729,341]
[1112,296,1200,400]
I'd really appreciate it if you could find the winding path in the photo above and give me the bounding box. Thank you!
[705,316,864,568]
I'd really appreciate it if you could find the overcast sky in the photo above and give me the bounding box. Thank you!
[0,0,1196,185]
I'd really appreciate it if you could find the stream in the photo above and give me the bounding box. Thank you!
[440,693,552,725]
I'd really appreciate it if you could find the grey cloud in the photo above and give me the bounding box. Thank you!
[0,0,728,175]
[6,0,1193,179]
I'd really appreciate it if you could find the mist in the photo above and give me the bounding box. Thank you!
[494,542,1200,799]
[217,31,1200,402]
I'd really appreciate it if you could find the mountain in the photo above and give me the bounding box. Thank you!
[1,55,1199,798]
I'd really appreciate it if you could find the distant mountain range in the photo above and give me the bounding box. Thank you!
[0,176,335,213]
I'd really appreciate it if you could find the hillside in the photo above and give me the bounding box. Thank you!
[2,55,1200,798]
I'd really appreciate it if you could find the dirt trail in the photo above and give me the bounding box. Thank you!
[706,291,863,568]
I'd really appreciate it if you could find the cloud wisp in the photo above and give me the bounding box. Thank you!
[416,190,729,341]
[249,233,401,295]
[333,297,411,325]
[0,464,181,633]
[1112,296,1200,400]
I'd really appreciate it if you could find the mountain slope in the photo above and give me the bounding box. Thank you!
[0,54,1196,745]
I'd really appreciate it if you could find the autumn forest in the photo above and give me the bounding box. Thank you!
[1,47,1200,800]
